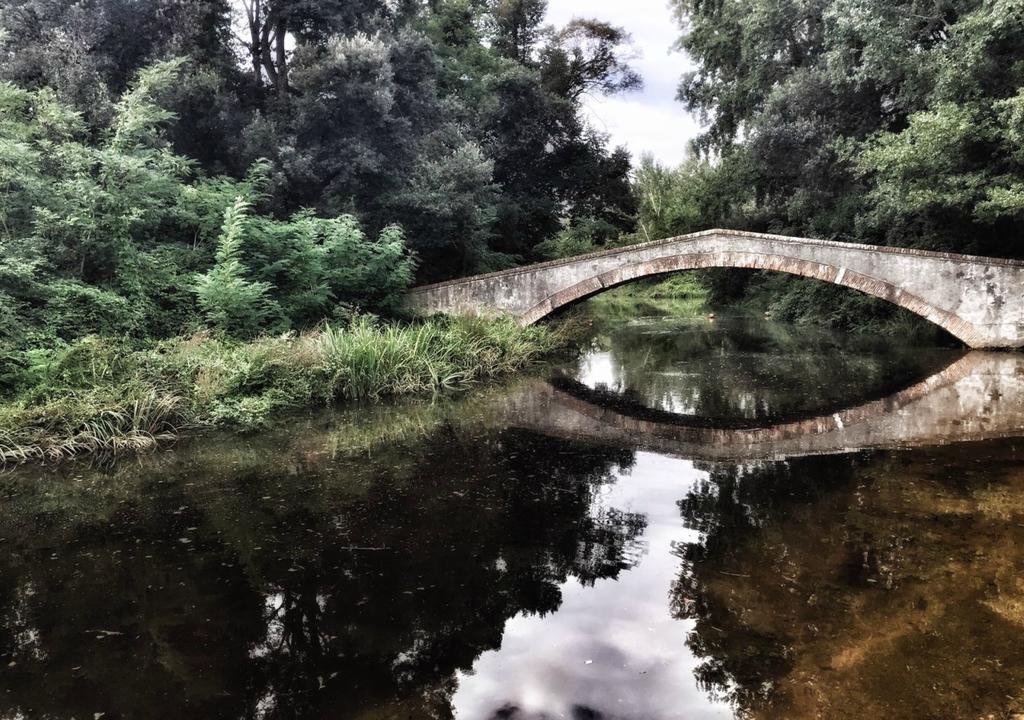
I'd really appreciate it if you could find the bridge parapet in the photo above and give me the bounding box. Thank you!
[407,230,1024,348]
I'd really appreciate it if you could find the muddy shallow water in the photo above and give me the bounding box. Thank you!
[2,313,1023,719]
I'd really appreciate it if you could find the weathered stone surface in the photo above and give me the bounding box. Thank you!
[406,229,1024,348]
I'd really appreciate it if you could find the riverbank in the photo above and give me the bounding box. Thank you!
[0,316,566,463]
[585,271,954,343]
[584,275,709,319]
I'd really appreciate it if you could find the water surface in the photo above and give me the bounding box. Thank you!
[2,312,1023,719]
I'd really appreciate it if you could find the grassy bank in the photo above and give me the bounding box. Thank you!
[585,275,709,319]
[0,316,563,463]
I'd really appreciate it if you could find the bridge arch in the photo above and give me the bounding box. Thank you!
[519,250,973,343]
[406,230,1024,348]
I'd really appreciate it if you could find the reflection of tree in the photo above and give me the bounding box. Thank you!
[0,425,642,719]
[673,444,1024,718]
[672,456,859,709]
[582,314,957,422]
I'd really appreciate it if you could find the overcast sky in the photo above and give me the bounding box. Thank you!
[545,0,702,167]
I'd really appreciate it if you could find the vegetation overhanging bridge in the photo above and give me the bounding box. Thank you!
[407,229,1024,348]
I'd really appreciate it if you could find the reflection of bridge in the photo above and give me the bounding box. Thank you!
[492,353,1024,461]
[408,230,1024,348]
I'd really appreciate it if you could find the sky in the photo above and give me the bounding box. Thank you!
[545,0,702,167]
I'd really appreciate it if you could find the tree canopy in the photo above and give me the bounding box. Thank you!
[665,0,1024,322]
[0,0,642,286]
[2,0,1022,345]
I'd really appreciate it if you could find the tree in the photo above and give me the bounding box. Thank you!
[194,198,278,337]
[666,0,1024,326]
[234,0,400,101]
[853,0,1024,254]
[540,19,642,100]
[382,132,502,279]
[0,0,240,148]
[488,0,548,64]
[233,1,644,279]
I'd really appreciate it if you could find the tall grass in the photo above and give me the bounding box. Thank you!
[0,316,563,463]
[0,389,186,462]
[319,317,554,400]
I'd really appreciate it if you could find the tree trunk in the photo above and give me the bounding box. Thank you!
[243,0,264,105]
[275,16,288,97]
[260,18,279,93]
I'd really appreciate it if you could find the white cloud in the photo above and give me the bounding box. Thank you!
[546,0,703,167]
[580,93,701,166]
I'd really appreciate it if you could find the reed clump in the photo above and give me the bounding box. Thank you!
[0,316,563,463]
[318,316,553,400]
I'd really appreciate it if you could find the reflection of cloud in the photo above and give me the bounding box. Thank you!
[452,454,730,720]
[546,0,704,166]
[577,351,621,391]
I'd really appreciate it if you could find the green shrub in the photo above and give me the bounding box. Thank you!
[536,218,622,260]
[1,65,417,348]
[194,198,280,337]
[45,281,141,340]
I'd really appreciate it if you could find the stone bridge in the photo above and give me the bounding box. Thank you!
[407,230,1024,348]
[493,352,1024,461]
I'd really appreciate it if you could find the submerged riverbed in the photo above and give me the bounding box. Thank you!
[2,312,1023,719]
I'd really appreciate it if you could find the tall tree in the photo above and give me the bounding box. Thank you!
[489,0,548,64]
[668,0,1024,324]
[540,19,642,100]
[235,0,415,102]
[427,0,642,265]
[0,0,237,121]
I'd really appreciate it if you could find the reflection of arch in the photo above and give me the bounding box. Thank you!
[407,230,1024,348]
[546,351,960,431]
[499,352,1024,461]
[521,252,971,342]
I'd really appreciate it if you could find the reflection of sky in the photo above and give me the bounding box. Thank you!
[452,453,732,719]
[576,348,705,416]
[577,351,622,391]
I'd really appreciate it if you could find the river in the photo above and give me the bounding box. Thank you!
[1,311,1023,719]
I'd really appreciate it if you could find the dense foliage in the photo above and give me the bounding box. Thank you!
[0,62,414,357]
[0,0,639,284]
[657,0,1024,324]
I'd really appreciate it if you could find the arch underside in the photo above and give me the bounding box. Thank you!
[520,251,980,345]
